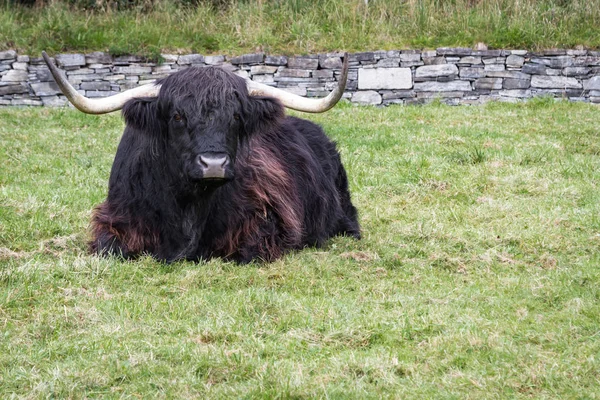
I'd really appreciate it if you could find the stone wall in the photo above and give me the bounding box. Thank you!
[1,48,600,107]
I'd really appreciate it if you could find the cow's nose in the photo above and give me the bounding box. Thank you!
[196,154,230,179]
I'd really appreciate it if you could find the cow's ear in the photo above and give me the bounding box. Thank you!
[242,96,284,135]
[122,97,161,132]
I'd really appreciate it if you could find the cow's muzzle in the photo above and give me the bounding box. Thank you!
[195,153,233,181]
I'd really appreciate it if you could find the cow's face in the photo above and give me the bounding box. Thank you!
[123,66,284,186]
[164,95,242,184]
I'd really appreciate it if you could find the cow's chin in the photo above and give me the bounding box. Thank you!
[196,176,232,187]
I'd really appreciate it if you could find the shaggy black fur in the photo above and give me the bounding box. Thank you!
[90,66,360,263]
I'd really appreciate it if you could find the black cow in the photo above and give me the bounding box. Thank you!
[42,52,359,263]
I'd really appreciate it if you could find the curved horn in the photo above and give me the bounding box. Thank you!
[42,51,159,114]
[246,52,349,113]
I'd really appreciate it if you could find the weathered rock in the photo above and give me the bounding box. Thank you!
[1,70,28,82]
[377,58,400,67]
[381,90,416,99]
[506,54,525,68]
[161,54,179,64]
[250,65,278,75]
[522,63,547,75]
[31,81,61,96]
[473,78,503,90]
[414,81,472,92]
[230,53,264,65]
[459,67,485,79]
[114,66,153,74]
[265,55,288,66]
[503,78,531,89]
[352,90,382,105]
[56,53,86,67]
[436,47,472,56]
[85,52,112,64]
[313,69,334,79]
[114,55,143,64]
[358,68,412,90]
[178,54,205,65]
[11,99,43,106]
[319,56,342,69]
[41,95,68,107]
[288,57,319,69]
[0,50,17,60]
[584,76,600,90]
[563,67,591,76]
[422,57,446,65]
[204,55,225,65]
[458,56,482,65]
[0,83,28,95]
[531,75,582,89]
[80,81,111,91]
[415,64,458,78]
[349,52,376,63]
[276,69,311,78]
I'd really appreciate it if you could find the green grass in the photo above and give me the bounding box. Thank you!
[2,0,600,58]
[1,100,600,398]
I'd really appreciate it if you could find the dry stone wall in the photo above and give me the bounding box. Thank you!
[1,48,600,107]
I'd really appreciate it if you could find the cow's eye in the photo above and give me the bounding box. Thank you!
[173,113,183,122]
[233,114,240,122]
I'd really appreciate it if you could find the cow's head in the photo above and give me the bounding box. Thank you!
[41,51,348,185]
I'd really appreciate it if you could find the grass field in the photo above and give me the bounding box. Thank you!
[1,100,600,398]
[2,0,600,58]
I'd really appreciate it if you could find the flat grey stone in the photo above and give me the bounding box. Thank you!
[484,64,505,72]
[265,55,287,66]
[320,56,342,69]
[349,52,375,63]
[531,75,582,89]
[66,68,94,75]
[1,70,28,82]
[161,54,179,63]
[276,69,311,78]
[522,63,547,75]
[458,56,482,65]
[230,53,264,65]
[288,57,319,69]
[313,69,334,79]
[358,68,412,90]
[422,57,446,65]
[114,66,152,74]
[506,55,525,68]
[31,81,61,96]
[205,55,225,65]
[510,50,528,56]
[80,81,111,91]
[584,76,600,90]
[252,74,275,84]
[414,80,472,92]
[499,89,531,98]
[41,95,68,107]
[400,53,421,63]
[351,90,382,105]
[485,70,530,80]
[436,47,472,56]
[0,50,17,60]
[178,54,204,65]
[381,90,416,99]
[376,58,400,67]
[250,65,278,75]
[56,53,85,67]
[415,64,458,78]
[503,78,531,89]
[459,67,485,79]
[86,90,119,98]
[563,67,591,76]
[474,78,503,90]
[0,83,28,95]
[12,62,28,71]
[85,52,112,64]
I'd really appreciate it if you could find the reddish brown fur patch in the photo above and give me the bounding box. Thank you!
[90,202,159,255]
[214,136,304,260]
